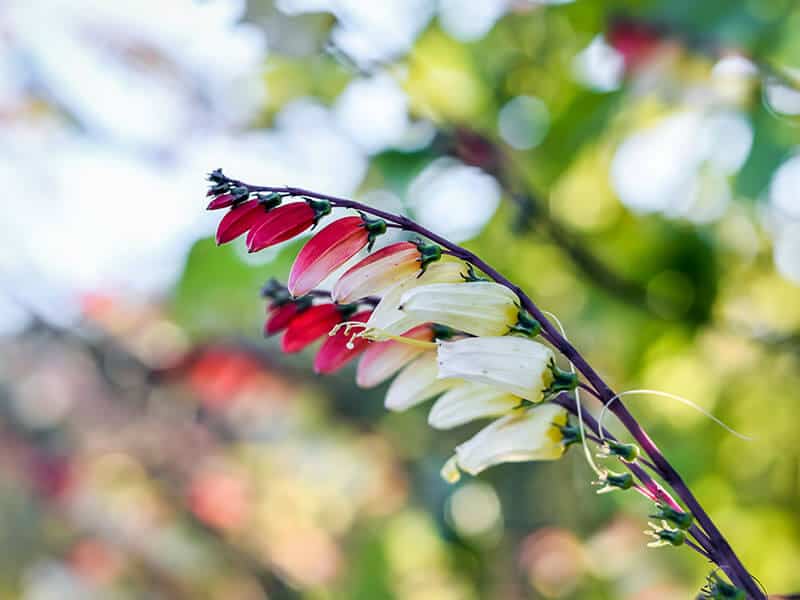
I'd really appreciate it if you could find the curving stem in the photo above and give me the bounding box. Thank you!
[227,177,764,598]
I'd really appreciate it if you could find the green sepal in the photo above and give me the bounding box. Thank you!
[655,527,685,547]
[258,192,283,211]
[559,422,583,447]
[460,263,487,282]
[650,504,693,530]
[207,181,230,196]
[510,309,541,337]
[605,471,634,490]
[207,168,226,184]
[230,185,250,202]
[607,441,640,463]
[543,358,578,395]
[360,213,387,250]
[430,324,455,340]
[307,198,332,226]
[699,574,745,600]
[336,303,359,319]
[261,277,291,305]
[414,240,442,273]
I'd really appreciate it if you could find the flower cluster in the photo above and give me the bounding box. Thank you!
[205,171,761,599]
[207,170,579,481]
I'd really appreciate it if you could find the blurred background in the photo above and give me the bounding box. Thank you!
[1,0,799,598]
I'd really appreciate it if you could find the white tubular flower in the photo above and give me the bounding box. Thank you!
[447,403,568,478]
[398,281,519,337]
[436,336,554,402]
[385,352,459,412]
[428,383,519,430]
[366,260,467,337]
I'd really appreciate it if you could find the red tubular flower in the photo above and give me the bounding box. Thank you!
[356,324,435,387]
[247,202,316,252]
[281,303,352,353]
[264,301,307,336]
[215,200,267,245]
[332,241,421,303]
[207,193,236,210]
[288,215,386,297]
[314,310,372,374]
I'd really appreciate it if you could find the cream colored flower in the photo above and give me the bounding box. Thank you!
[366,260,467,337]
[385,351,459,411]
[445,403,568,480]
[428,383,519,430]
[398,281,519,337]
[436,336,554,401]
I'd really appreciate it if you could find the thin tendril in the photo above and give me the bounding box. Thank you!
[597,389,754,443]
[542,310,603,477]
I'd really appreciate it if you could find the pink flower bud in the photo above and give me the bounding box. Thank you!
[288,216,373,297]
[281,303,346,353]
[314,310,372,374]
[264,302,305,336]
[215,200,267,245]
[246,202,316,252]
[207,193,236,210]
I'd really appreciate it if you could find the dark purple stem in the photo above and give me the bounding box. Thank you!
[228,179,763,598]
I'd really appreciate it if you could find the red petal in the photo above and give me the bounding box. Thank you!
[281,304,342,353]
[288,216,368,296]
[246,202,315,252]
[264,302,302,336]
[215,200,267,245]
[207,194,236,210]
[314,310,372,374]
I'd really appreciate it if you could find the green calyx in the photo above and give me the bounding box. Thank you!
[510,309,541,337]
[258,192,283,211]
[414,240,442,273]
[307,199,332,226]
[655,527,685,547]
[360,214,387,250]
[651,504,693,530]
[559,423,583,447]
[460,263,487,282]
[430,324,455,340]
[230,185,250,202]
[607,441,640,463]
[207,168,226,184]
[701,574,745,600]
[336,303,359,319]
[544,359,578,395]
[261,277,291,305]
[605,471,634,491]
